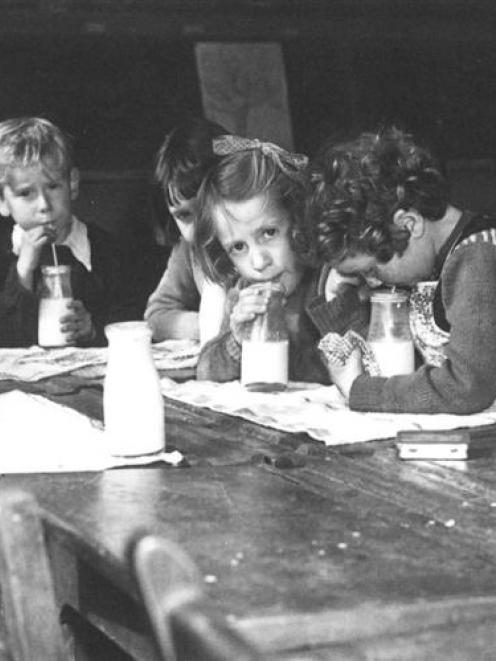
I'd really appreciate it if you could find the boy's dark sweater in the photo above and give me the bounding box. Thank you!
[0,218,143,347]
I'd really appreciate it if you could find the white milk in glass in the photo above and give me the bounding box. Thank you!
[369,340,414,376]
[241,339,289,391]
[38,298,73,347]
[38,264,74,347]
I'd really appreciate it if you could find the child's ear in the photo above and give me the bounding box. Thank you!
[392,209,425,238]
[69,168,80,201]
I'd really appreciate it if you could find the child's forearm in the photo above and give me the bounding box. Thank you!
[16,258,36,292]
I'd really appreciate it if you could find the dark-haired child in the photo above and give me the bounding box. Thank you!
[0,116,139,347]
[144,117,228,344]
[306,127,496,414]
[194,135,335,384]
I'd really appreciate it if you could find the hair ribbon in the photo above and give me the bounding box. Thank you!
[213,135,308,174]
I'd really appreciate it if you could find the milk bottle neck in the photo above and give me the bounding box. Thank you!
[40,265,72,299]
[368,290,411,342]
[105,322,154,357]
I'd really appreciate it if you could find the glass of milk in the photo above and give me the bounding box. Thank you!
[240,282,289,392]
[38,265,74,347]
[367,289,415,376]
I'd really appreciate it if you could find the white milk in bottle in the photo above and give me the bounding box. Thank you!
[104,321,165,456]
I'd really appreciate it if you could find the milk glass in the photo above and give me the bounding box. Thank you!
[104,321,165,456]
[38,265,74,347]
[367,289,415,376]
[240,283,289,392]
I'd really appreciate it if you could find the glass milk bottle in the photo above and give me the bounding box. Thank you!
[104,321,165,457]
[367,289,415,376]
[38,265,74,347]
[240,283,289,392]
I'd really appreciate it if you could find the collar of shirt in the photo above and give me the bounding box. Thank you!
[11,216,92,272]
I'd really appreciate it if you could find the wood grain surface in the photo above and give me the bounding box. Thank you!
[2,374,496,659]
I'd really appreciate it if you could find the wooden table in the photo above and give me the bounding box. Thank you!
[3,373,496,659]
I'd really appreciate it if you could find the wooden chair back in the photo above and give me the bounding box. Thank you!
[0,490,66,661]
[131,534,264,661]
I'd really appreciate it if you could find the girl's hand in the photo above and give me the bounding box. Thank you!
[326,347,364,401]
[16,226,55,289]
[230,283,271,343]
[60,300,95,344]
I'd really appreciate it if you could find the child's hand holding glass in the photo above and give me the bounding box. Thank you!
[60,300,95,344]
[326,345,364,401]
[319,331,369,401]
[230,283,272,344]
[329,349,363,400]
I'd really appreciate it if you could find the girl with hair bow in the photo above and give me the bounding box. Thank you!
[193,135,364,384]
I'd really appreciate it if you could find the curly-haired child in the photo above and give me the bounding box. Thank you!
[306,126,496,414]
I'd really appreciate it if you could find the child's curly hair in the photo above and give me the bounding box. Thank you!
[194,145,308,284]
[305,127,449,265]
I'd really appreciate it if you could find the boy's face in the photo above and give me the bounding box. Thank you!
[336,237,435,287]
[167,185,196,243]
[212,192,303,295]
[336,209,438,287]
[0,161,79,243]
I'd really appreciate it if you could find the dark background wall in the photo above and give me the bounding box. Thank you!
[0,1,495,239]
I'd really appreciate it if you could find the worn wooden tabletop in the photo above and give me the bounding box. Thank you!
[2,373,496,659]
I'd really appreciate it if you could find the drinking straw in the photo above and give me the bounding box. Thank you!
[51,243,63,297]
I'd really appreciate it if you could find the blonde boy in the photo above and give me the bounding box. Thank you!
[0,117,137,347]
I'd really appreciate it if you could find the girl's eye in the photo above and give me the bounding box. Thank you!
[230,242,246,255]
[263,228,278,239]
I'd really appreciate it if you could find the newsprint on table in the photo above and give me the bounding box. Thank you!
[2,373,496,659]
